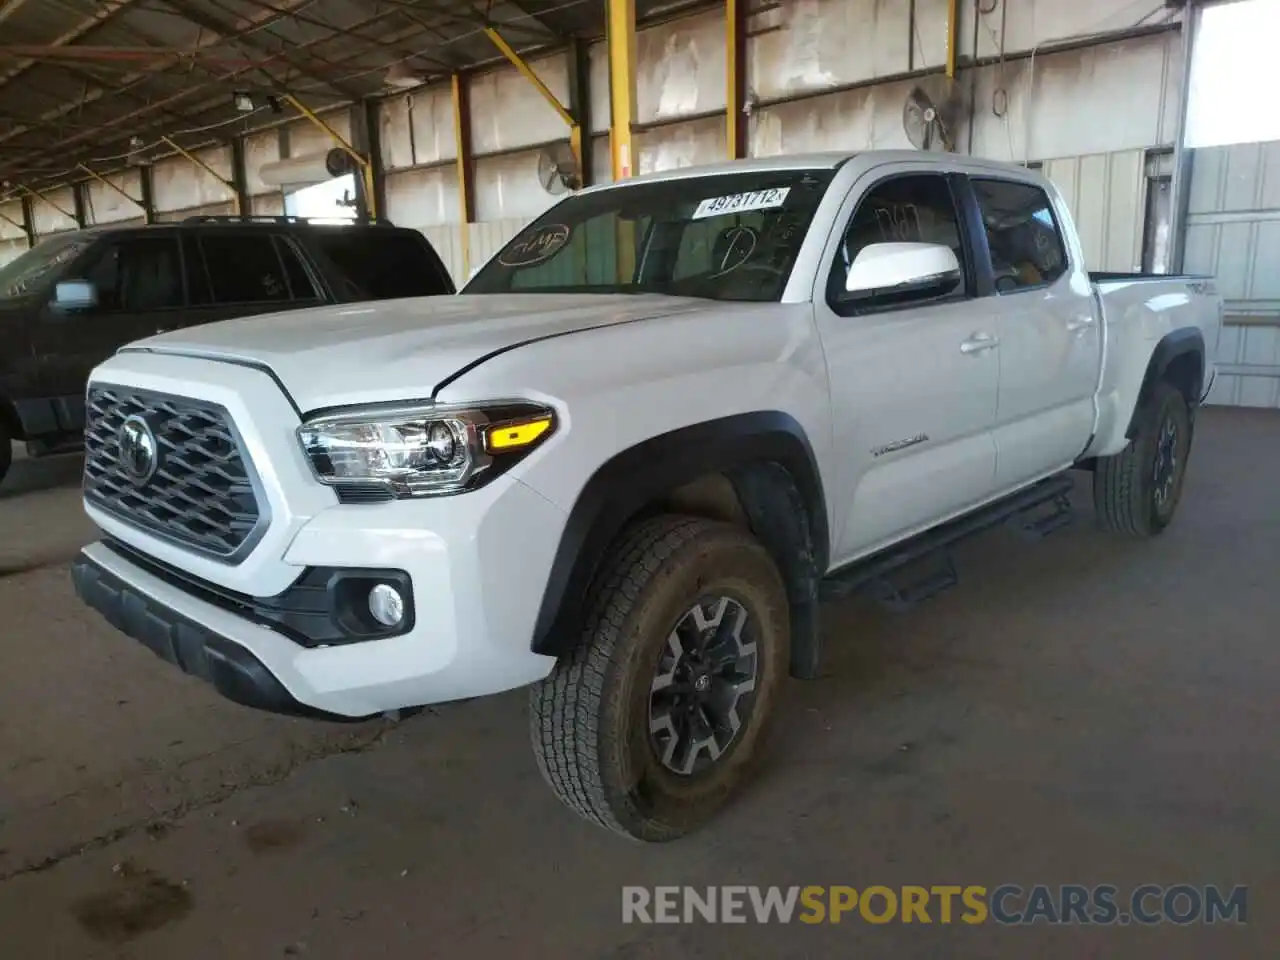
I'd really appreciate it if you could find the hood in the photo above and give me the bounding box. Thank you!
[123,292,715,413]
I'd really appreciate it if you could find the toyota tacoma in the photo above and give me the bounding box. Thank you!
[71,151,1222,840]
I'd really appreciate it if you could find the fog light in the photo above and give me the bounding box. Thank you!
[368,583,404,627]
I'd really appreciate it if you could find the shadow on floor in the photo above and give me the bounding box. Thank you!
[0,448,84,500]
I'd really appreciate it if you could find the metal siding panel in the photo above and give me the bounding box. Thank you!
[637,9,727,124]
[470,53,571,154]
[408,84,457,166]
[0,235,27,266]
[250,193,285,217]
[1042,149,1145,271]
[30,188,78,234]
[636,116,726,174]
[1251,221,1280,302]
[289,110,352,159]
[473,150,561,222]
[385,166,460,229]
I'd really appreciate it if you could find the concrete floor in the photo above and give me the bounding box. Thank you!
[0,408,1276,958]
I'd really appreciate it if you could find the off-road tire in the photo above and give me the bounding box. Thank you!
[530,515,790,841]
[1093,381,1192,536]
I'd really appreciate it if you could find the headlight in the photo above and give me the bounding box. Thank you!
[297,401,555,499]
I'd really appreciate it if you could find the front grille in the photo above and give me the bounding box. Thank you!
[84,386,266,561]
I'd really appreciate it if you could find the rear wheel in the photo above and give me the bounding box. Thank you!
[530,515,790,841]
[1093,381,1192,536]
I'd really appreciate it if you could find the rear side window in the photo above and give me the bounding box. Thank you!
[200,233,290,304]
[970,179,1068,291]
[274,236,320,301]
[312,230,449,300]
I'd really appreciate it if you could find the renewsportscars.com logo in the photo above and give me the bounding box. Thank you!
[622,885,1249,926]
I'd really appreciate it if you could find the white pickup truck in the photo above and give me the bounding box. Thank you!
[71,151,1221,841]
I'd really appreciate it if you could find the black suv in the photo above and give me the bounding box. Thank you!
[0,216,455,483]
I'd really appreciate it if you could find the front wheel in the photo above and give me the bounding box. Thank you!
[1093,381,1192,536]
[0,420,11,487]
[530,515,790,841]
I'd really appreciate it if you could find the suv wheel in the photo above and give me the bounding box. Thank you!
[1093,381,1192,536]
[0,421,11,486]
[530,515,790,841]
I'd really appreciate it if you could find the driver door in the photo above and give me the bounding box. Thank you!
[814,169,1000,566]
[33,233,184,430]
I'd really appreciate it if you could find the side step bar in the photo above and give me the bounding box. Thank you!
[819,474,1077,609]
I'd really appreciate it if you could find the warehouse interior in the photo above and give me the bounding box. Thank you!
[1,0,1278,956]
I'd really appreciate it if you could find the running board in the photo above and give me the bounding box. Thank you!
[819,475,1077,609]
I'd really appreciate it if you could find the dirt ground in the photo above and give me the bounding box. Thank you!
[0,407,1276,959]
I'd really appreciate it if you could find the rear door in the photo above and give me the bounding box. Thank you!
[32,232,185,429]
[814,167,1000,565]
[173,230,325,328]
[965,177,1103,489]
[304,227,456,300]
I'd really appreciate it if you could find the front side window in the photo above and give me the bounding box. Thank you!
[827,173,968,308]
[200,233,290,304]
[465,169,836,302]
[0,233,94,300]
[80,236,184,311]
[970,178,1068,291]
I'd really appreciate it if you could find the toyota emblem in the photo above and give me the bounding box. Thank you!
[118,414,159,485]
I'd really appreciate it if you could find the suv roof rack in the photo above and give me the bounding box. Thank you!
[180,214,396,226]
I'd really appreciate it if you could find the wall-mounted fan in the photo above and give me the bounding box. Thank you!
[537,143,581,194]
[903,78,966,152]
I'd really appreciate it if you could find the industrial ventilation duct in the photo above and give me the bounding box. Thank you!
[257,148,356,190]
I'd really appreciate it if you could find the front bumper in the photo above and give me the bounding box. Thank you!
[73,472,566,719]
[71,550,346,720]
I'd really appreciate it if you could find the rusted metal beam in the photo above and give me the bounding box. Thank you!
[0,0,316,151]
[0,0,32,26]
[0,0,146,94]
[156,0,364,100]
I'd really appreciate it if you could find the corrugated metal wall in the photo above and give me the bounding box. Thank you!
[378,0,1186,285]
[1041,149,1148,272]
[1186,139,1280,409]
[0,199,25,268]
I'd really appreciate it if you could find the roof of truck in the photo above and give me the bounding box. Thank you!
[581,150,1044,191]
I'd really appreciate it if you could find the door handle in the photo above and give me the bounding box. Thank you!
[1066,317,1095,332]
[960,333,999,354]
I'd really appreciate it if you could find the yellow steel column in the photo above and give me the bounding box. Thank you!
[607,0,638,283]
[726,0,747,159]
[945,0,959,80]
[607,0,638,182]
[452,72,475,280]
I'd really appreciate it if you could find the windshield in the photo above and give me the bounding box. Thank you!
[0,232,93,300]
[465,169,836,302]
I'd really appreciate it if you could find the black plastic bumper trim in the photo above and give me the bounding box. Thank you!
[100,538,414,648]
[71,549,366,721]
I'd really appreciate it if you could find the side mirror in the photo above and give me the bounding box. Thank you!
[51,279,97,312]
[843,242,961,304]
